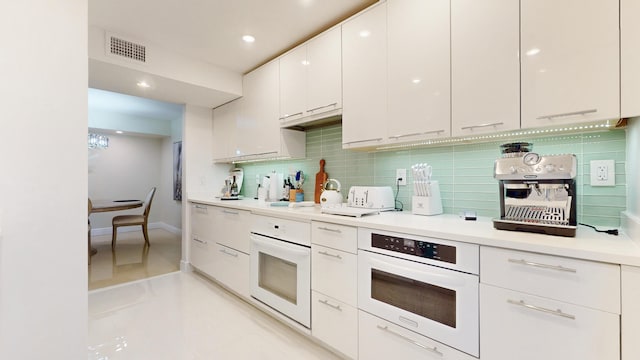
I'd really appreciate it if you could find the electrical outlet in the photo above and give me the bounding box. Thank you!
[590,160,615,186]
[256,174,261,184]
[396,168,407,186]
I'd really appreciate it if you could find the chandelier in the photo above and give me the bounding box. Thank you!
[88,133,109,149]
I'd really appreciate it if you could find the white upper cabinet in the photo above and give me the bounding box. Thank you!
[212,97,242,160]
[451,0,520,137]
[342,3,388,148]
[521,0,619,129]
[622,0,640,118]
[279,27,342,127]
[242,60,280,156]
[387,0,450,143]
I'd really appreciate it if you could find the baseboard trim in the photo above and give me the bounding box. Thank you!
[91,222,182,244]
[621,211,640,244]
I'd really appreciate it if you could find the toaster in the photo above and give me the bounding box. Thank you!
[347,186,395,211]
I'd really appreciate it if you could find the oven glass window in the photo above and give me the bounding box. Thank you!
[259,252,298,304]
[371,269,456,328]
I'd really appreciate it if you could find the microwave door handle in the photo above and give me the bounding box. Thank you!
[369,257,465,288]
[250,234,309,257]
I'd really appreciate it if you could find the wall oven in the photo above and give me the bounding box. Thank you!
[250,215,311,328]
[358,228,480,357]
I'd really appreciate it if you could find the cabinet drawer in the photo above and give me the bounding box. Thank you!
[311,244,357,306]
[213,243,250,298]
[312,291,357,359]
[190,236,216,278]
[191,203,213,240]
[481,246,620,313]
[211,207,251,253]
[480,284,619,360]
[311,221,357,253]
[358,310,476,360]
[250,214,311,246]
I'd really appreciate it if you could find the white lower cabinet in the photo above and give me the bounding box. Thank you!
[480,284,619,360]
[212,242,250,298]
[312,291,358,359]
[359,310,475,360]
[190,235,216,278]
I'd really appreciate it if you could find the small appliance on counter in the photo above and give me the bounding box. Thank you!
[493,143,577,237]
[319,179,343,207]
[410,163,443,216]
[346,186,395,211]
[221,168,243,200]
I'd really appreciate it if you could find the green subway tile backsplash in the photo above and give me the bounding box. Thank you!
[238,124,626,227]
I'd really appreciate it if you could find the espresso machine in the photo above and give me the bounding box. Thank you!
[493,143,577,237]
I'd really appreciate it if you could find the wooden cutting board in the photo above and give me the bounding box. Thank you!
[314,159,328,204]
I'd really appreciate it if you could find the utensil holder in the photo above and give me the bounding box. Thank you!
[412,181,443,216]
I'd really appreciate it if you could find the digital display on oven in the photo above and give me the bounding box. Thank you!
[371,233,456,264]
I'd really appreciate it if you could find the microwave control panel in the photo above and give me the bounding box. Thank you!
[371,233,456,264]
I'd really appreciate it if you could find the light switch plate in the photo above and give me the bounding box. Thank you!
[590,160,615,186]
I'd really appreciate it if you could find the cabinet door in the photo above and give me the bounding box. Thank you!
[312,291,358,359]
[212,99,241,160]
[190,204,216,276]
[387,0,450,142]
[359,310,476,360]
[481,284,619,360]
[451,0,519,137]
[622,0,640,118]
[521,0,619,128]
[279,45,307,123]
[306,26,342,117]
[241,60,280,157]
[311,244,357,306]
[342,3,387,148]
[211,206,250,254]
[213,243,250,298]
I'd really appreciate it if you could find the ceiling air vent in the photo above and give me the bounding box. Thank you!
[106,33,146,63]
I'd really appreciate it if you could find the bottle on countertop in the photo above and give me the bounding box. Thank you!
[230,176,238,197]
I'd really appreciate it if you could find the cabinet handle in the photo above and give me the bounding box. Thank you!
[536,108,597,120]
[192,237,207,244]
[507,299,576,320]
[376,325,443,357]
[220,248,239,257]
[318,250,342,259]
[318,299,342,311]
[222,209,239,215]
[317,226,342,233]
[460,122,504,130]
[508,258,577,273]
[194,205,208,210]
[389,129,445,139]
[343,138,383,145]
[307,102,338,113]
[279,112,304,120]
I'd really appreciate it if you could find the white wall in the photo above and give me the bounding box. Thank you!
[181,104,231,269]
[89,134,164,228]
[159,136,182,229]
[0,1,87,358]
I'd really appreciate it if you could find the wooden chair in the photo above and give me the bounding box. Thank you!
[111,187,156,250]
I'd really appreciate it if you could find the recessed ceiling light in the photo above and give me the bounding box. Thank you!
[137,81,150,88]
[526,48,540,56]
[359,30,371,38]
[242,35,255,43]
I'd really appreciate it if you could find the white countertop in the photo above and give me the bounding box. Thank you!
[189,195,640,266]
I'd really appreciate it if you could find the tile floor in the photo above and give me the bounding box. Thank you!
[89,228,182,290]
[88,271,341,359]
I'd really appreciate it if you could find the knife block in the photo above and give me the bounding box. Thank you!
[412,181,443,216]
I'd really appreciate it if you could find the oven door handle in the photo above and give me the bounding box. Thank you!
[250,234,310,257]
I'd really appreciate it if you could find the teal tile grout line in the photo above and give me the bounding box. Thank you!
[237,125,626,228]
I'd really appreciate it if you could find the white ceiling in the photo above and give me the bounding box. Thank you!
[88,0,376,125]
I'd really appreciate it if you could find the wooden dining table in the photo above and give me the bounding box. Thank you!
[89,200,143,256]
[90,199,143,213]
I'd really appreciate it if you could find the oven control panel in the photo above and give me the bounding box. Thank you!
[371,233,456,264]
